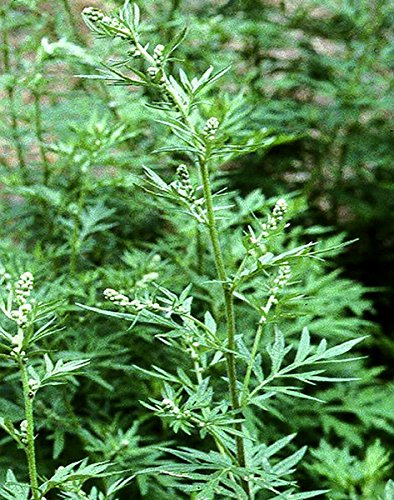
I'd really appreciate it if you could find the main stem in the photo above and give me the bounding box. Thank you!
[127,41,250,490]
[199,160,250,496]
[20,361,39,500]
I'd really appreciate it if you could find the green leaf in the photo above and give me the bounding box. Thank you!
[272,446,307,475]
[265,433,297,458]
[204,311,217,335]
[0,399,24,422]
[321,336,367,359]
[295,328,311,363]
[165,27,188,58]
[0,470,30,500]
[267,328,291,374]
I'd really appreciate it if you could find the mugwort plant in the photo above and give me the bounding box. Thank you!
[0,272,121,498]
[78,3,370,498]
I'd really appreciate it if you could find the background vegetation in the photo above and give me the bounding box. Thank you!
[0,0,393,498]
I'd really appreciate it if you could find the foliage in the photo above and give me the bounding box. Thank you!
[0,0,392,498]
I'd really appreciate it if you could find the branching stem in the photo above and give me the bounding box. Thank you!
[241,317,265,406]
[122,28,251,496]
[199,159,250,497]
[196,224,204,274]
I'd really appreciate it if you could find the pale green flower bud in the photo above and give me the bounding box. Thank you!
[103,288,131,306]
[153,44,165,64]
[203,117,220,140]
[147,66,159,79]
[82,6,105,23]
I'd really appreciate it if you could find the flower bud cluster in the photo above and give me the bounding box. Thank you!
[103,286,192,320]
[147,44,166,80]
[272,198,288,221]
[147,66,160,79]
[15,272,34,305]
[153,44,165,63]
[160,398,206,429]
[103,288,132,306]
[276,263,291,283]
[9,322,26,358]
[8,272,34,330]
[261,198,288,237]
[128,43,141,58]
[156,75,184,113]
[28,377,40,398]
[103,288,149,311]
[161,398,194,420]
[203,117,219,140]
[187,341,201,361]
[82,6,104,23]
[270,263,291,296]
[10,303,32,328]
[172,164,195,201]
[161,398,181,414]
[260,263,291,321]
[151,254,161,264]
[16,420,28,446]
[82,7,129,40]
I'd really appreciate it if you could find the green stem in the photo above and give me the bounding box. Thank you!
[166,0,182,48]
[193,358,203,385]
[199,160,250,497]
[196,224,204,274]
[242,292,277,404]
[133,40,249,493]
[241,318,265,406]
[20,361,39,499]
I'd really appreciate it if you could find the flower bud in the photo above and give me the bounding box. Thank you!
[128,44,141,58]
[153,44,165,64]
[147,66,159,79]
[203,117,219,140]
[82,6,105,23]
[103,288,131,306]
